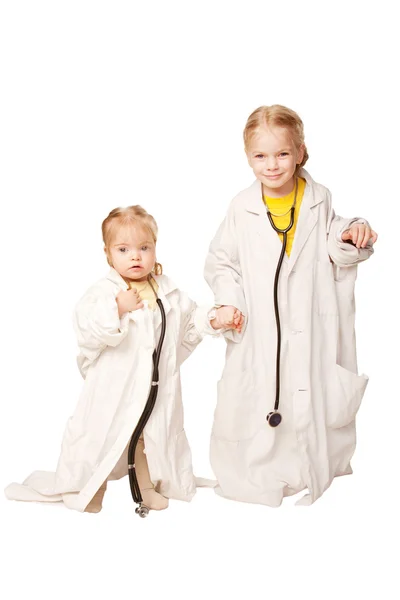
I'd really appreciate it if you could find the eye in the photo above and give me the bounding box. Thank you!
[279,152,289,157]
[141,246,148,251]
[255,154,264,159]
[118,247,128,253]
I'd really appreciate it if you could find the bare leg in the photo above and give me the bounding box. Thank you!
[135,436,169,510]
[84,480,107,513]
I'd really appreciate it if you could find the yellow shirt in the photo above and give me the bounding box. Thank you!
[263,177,306,257]
[128,278,159,310]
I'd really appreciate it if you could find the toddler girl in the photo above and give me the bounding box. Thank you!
[6,205,233,513]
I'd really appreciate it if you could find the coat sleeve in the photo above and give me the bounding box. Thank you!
[326,190,374,267]
[204,201,247,343]
[176,291,221,367]
[73,285,130,368]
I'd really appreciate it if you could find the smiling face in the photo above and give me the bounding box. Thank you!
[246,126,304,197]
[106,224,156,282]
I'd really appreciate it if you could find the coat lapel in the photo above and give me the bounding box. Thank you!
[287,170,324,275]
[244,169,324,274]
[244,179,289,266]
[150,273,178,333]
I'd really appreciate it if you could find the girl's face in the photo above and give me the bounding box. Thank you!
[106,224,156,282]
[246,126,304,197]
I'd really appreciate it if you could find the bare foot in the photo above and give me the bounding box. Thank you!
[141,488,169,510]
[84,481,107,513]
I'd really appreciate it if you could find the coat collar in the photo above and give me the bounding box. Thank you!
[106,267,178,295]
[244,168,323,215]
[244,168,324,274]
[105,268,178,323]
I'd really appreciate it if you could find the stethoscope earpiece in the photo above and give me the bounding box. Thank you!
[266,411,282,428]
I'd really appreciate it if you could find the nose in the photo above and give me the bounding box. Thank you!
[266,156,278,171]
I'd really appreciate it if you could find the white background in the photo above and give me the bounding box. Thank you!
[0,1,398,598]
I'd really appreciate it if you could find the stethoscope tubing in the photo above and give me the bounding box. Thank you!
[267,208,295,413]
[265,178,298,427]
[127,288,166,507]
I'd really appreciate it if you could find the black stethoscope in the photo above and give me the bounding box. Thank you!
[264,177,298,428]
[127,275,166,517]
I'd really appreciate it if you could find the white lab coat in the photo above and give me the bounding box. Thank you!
[204,168,374,506]
[5,269,216,511]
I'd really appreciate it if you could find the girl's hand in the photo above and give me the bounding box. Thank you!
[341,223,378,248]
[232,308,244,333]
[116,288,144,317]
[211,305,244,333]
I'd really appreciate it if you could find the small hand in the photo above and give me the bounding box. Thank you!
[341,223,378,249]
[212,305,244,333]
[232,308,244,333]
[116,288,144,317]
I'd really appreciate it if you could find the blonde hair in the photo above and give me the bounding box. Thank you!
[102,205,162,275]
[243,104,309,171]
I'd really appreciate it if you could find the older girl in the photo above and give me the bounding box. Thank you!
[205,105,378,507]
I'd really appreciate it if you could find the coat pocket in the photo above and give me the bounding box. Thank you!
[314,260,339,315]
[212,371,264,442]
[332,263,358,284]
[326,364,369,428]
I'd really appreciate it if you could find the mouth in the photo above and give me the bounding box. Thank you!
[265,173,282,179]
[129,266,143,271]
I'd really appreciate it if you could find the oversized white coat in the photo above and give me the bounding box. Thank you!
[5,268,216,511]
[204,169,374,506]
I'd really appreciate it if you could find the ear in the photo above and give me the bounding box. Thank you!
[297,144,305,165]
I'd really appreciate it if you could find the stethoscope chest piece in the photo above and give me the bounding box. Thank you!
[135,504,150,518]
[266,411,282,428]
